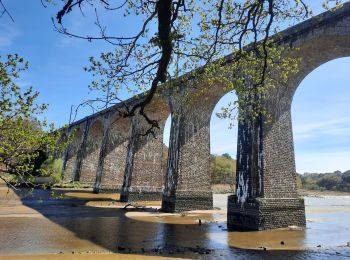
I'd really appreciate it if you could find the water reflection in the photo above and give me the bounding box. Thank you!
[0,189,350,259]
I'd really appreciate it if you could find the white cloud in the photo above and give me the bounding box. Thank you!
[0,23,20,48]
[293,117,350,141]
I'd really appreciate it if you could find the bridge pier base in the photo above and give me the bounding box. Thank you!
[227,195,306,231]
[162,191,213,212]
[126,188,163,202]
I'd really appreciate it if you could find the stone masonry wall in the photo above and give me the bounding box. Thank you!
[162,84,224,212]
[63,127,83,181]
[80,120,104,184]
[100,115,130,191]
[126,99,169,201]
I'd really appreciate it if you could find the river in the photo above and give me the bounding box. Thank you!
[0,188,349,259]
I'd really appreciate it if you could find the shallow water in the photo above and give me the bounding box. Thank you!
[0,189,349,259]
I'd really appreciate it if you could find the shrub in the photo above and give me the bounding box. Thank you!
[39,157,64,183]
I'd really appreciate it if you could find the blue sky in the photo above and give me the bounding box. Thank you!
[205,58,350,174]
[1,1,349,173]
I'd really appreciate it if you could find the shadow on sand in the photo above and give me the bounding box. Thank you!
[0,187,348,259]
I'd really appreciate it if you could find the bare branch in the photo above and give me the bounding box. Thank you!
[0,0,14,22]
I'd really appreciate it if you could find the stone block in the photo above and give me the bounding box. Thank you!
[227,195,306,231]
[162,190,213,212]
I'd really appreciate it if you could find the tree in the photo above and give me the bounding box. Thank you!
[342,170,350,183]
[0,54,67,187]
[222,153,232,160]
[211,154,236,184]
[50,0,337,132]
[317,174,342,191]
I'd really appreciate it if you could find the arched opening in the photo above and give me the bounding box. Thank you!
[80,119,103,183]
[63,127,82,181]
[292,57,350,191]
[210,92,238,195]
[162,115,172,147]
[162,114,172,176]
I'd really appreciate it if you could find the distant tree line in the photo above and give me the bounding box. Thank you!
[165,148,350,193]
[297,171,350,192]
[210,154,236,185]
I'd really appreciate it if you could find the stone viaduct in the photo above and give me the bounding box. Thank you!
[61,4,350,231]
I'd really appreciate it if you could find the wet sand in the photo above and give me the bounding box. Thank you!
[0,254,189,260]
[0,186,350,259]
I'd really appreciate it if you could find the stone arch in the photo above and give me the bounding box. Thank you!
[63,127,83,181]
[124,97,170,200]
[100,112,131,191]
[266,36,350,121]
[291,38,350,101]
[117,95,171,202]
[226,5,350,230]
[80,119,104,184]
[261,35,350,199]
[161,80,234,211]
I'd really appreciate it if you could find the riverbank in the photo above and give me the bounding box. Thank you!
[212,183,350,196]
[298,188,350,197]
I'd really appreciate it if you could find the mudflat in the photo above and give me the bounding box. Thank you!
[0,186,349,259]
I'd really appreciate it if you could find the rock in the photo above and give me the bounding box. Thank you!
[317,245,321,248]
[347,242,350,247]
[288,225,303,231]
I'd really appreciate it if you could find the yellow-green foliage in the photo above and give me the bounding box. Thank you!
[81,0,314,124]
[211,154,236,184]
[39,158,64,183]
[296,174,303,189]
[0,54,69,185]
